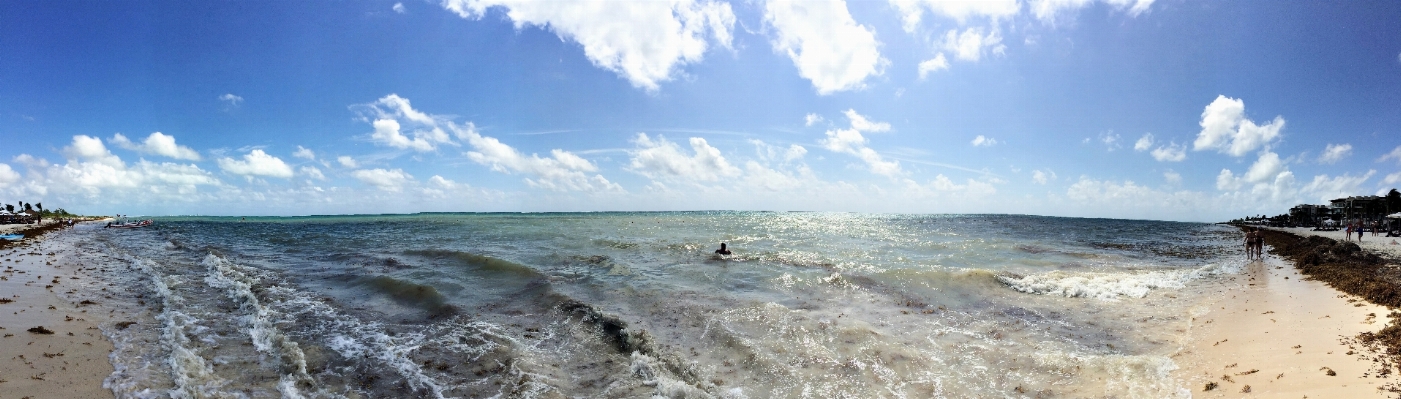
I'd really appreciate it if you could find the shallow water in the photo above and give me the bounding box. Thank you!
[59,212,1244,398]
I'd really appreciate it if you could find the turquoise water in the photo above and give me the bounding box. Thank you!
[63,212,1243,398]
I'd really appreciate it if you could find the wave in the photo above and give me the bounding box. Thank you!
[406,249,545,279]
[996,260,1241,300]
[357,275,457,315]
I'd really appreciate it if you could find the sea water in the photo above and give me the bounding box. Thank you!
[53,213,1244,398]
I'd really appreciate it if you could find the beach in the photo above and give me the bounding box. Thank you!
[0,220,115,398]
[2,215,1400,397]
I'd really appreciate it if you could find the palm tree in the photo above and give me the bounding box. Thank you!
[4,204,12,213]
[23,203,32,213]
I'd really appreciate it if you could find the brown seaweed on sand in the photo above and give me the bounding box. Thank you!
[26,326,53,334]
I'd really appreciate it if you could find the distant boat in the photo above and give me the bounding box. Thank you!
[105,219,153,229]
[0,234,21,240]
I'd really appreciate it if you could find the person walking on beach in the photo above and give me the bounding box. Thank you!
[1346,223,1354,241]
[1249,228,1260,259]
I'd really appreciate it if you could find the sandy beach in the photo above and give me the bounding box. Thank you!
[0,221,115,399]
[1173,253,1391,397]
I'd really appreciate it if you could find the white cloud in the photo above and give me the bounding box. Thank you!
[821,110,901,177]
[919,174,998,198]
[337,156,358,168]
[293,146,316,160]
[12,154,49,169]
[804,113,824,126]
[628,133,741,182]
[63,135,123,167]
[1164,170,1182,185]
[1098,131,1120,151]
[941,28,1004,62]
[219,93,243,108]
[356,95,457,152]
[442,0,735,91]
[890,0,1019,32]
[1299,171,1375,204]
[428,175,457,189]
[393,2,406,13]
[1030,0,1155,24]
[217,150,294,178]
[1032,169,1056,185]
[918,53,950,78]
[299,166,325,180]
[352,168,414,192]
[1385,171,1401,185]
[765,0,885,94]
[0,163,19,187]
[1378,145,1401,164]
[844,109,890,132]
[970,135,998,147]
[110,132,202,161]
[1149,143,1186,162]
[749,139,808,164]
[1192,95,1285,157]
[1133,133,1154,151]
[460,125,619,192]
[1318,143,1352,164]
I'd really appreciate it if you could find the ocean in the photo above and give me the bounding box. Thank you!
[58,212,1245,398]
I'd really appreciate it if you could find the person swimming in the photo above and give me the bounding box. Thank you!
[714,242,731,255]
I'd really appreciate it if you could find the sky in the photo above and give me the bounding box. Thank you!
[1,0,1399,222]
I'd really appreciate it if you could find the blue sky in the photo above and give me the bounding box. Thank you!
[1,0,1399,221]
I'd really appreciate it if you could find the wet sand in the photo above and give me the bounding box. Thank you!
[1170,224,1401,398]
[0,223,114,398]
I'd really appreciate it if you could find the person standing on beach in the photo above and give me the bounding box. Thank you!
[1249,228,1260,259]
[1346,223,1353,241]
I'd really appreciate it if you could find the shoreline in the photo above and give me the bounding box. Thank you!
[1167,226,1401,397]
[0,221,116,398]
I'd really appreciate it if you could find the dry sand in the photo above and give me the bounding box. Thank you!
[0,223,115,399]
[1171,229,1399,398]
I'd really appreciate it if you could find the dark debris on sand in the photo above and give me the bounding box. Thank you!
[1257,228,1401,395]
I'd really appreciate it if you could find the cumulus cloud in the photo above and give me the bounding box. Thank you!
[628,133,741,182]
[355,94,457,152]
[442,0,734,91]
[393,2,406,13]
[890,0,1019,32]
[1385,171,1401,185]
[1192,95,1285,157]
[917,53,950,78]
[1318,143,1352,164]
[337,156,358,168]
[971,135,998,147]
[217,150,294,178]
[918,174,997,198]
[765,0,885,94]
[1133,133,1154,151]
[63,135,122,167]
[0,163,19,187]
[1150,143,1186,162]
[804,113,824,127]
[13,136,224,202]
[110,132,202,161]
[429,175,457,188]
[352,168,414,192]
[293,146,316,160]
[1031,0,1155,24]
[821,109,901,177]
[941,28,1004,62]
